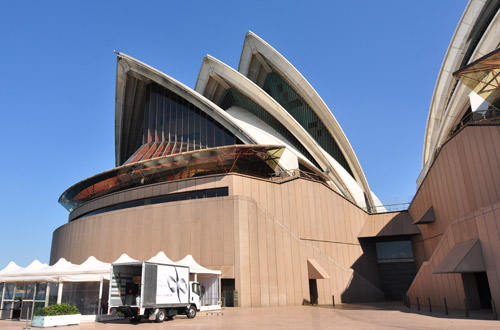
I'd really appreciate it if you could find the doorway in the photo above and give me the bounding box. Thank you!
[462,272,492,309]
[475,272,492,309]
[221,279,235,307]
[309,279,318,305]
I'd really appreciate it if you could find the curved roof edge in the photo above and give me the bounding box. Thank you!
[423,0,499,166]
[196,54,374,207]
[237,31,374,209]
[114,52,256,166]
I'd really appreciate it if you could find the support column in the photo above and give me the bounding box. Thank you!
[98,278,104,316]
[56,282,63,304]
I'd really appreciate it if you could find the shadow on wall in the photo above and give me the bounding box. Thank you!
[342,212,421,303]
[341,241,385,303]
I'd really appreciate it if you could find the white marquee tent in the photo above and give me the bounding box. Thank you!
[0,252,221,321]
[0,253,221,282]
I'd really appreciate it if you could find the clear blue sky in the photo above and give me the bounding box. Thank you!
[0,0,468,268]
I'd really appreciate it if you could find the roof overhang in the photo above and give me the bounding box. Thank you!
[307,259,330,279]
[434,239,486,274]
[413,206,436,224]
[59,145,284,212]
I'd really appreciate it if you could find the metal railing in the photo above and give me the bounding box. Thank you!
[449,108,500,138]
[371,203,410,213]
[274,169,410,214]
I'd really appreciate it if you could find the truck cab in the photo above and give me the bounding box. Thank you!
[190,281,201,308]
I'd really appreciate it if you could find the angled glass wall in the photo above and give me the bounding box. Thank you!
[262,72,353,177]
[125,82,241,164]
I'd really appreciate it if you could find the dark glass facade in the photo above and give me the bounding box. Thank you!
[125,82,241,164]
[75,187,229,221]
[262,72,354,177]
[376,241,414,262]
[219,87,321,169]
[61,282,101,315]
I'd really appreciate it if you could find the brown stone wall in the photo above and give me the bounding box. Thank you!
[407,125,500,313]
[52,173,395,307]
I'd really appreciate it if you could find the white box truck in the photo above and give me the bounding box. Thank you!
[108,261,200,323]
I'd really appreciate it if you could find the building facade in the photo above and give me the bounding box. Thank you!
[51,32,418,308]
[407,0,500,314]
[50,0,500,314]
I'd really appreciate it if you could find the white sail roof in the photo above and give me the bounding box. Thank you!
[148,251,175,264]
[0,252,220,282]
[176,254,221,275]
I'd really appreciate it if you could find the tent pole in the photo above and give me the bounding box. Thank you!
[57,281,63,304]
[219,275,222,307]
[45,284,50,307]
[0,283,5,311]
[98,277,103,316]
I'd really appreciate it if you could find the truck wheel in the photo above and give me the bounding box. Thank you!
[186,305,197,319]
[156,309,166,323]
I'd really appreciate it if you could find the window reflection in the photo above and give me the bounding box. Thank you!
[4,283,14,299]
[35,283,47,301]
[48,283,59,305]
[61,282,100,315]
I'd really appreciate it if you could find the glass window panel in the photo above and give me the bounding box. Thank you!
[14,283,24,299]
[1,301,12,319]
[21,301,33,320]
[214,125,224,147]
[61,282,100,315]
[199,112,208,149]
[35,283,47,301]
[13,283,35,300]
[151,89,158,141]
[207,117,215,148]
[0,283,3,304]
[157,89,163,142]
[34,301,45,317]
[4,283,14,299]
[262,73,353,176]
[48,283,59,306]
[24,283,35,300]
[173,97,180,138]
[376,241,414,260]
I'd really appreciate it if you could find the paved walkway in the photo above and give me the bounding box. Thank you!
[1,303,498,330]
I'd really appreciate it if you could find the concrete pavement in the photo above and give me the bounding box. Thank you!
[1,304,498,330]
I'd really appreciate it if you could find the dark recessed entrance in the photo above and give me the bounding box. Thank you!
[462,272,492,309]
[221,279,235,307]
[309,279,318,305]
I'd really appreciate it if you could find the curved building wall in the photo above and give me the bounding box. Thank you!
[408,125,500,313]
[52,173,400,307]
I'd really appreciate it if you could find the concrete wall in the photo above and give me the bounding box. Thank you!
[52,173,402,307]
[408,125,500,313]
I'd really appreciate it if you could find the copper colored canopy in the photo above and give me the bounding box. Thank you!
[59,145,284,212]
